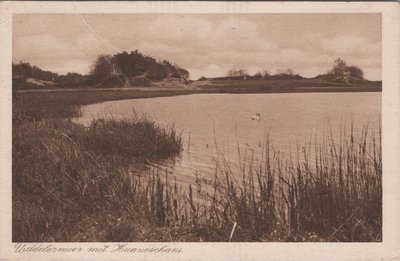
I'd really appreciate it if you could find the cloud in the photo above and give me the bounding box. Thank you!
[321,34,381,57]
[13,31,109,74]
[190,64,224,79]
[13,14,382,80]
[46,58,93,75]
[148,15,213,43]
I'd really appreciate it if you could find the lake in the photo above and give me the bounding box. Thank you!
[73,92,381,185]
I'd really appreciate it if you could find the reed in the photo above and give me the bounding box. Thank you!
[276,123,382,241]
[12,117,183,241]
[136,123,381,242]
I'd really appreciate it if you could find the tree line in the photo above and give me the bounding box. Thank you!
[12,62,89,88]
[221,58,365,83]
[13,56,368,89]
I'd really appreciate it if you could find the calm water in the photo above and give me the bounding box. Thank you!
[73,92,381,185]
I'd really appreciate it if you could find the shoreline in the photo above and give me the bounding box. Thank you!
[15,85,382,108]
[17,85,381,94]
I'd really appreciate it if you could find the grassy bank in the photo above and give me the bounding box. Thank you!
[13,119,183,241]
[13,89,204,123]
[13,91,381,242]
[13,91,186,241]
[195,79,381,93]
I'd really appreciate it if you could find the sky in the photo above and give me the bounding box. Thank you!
[13,13,381,80]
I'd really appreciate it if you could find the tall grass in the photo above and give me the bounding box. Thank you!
[100,122,381,242]
[125,123,381,242]
[276,124,382,241]
[13,117,183,241]
[178,124,380,241]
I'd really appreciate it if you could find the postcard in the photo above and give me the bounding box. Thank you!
[0,1,399,260]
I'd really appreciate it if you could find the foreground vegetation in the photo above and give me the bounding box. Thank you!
[13,94,184,241]
[13,91,381,242]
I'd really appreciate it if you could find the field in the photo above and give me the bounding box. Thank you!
[193,78,382,93]
[13,88,382,242]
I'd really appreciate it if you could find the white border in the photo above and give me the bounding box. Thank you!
[0,2,399,261]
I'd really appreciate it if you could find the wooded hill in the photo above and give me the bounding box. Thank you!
[12,50,190,89]
[89,50,190,88]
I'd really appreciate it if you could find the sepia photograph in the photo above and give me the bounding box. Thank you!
[1,1,399,260]
[11,12,383,243]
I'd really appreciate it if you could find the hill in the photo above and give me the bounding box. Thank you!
[313,58,375,86]
[88,50,190,88]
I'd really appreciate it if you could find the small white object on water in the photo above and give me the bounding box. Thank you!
[252,113,261,120]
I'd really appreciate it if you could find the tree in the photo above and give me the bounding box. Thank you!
[227,69,236,77]
[347,65,364,79]
[90,55,113,79]
[227,68,248,77]
[262,70,270,79]
[331,58,347,77]
[253,72,263,79]
[328,58,364,79]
